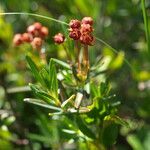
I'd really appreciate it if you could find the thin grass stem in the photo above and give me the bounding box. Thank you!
[141,0,150,58]
[0,12,69,25]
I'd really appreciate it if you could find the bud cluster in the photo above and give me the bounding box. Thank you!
[53,33,65,44]
[69,17,94,45]
[13,22,49,50]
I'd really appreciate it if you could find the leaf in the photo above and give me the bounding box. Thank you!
[104,115,129,127]
[49,58,58,98]
[100,81,111,96]
[24,98,61,111]
[76,117,96,139]
[51,58,71,70]
[27,133,51,143]
[127,134,144,150]
[6,86,31,94]
[102,123,119,147]
[62,129,76,135]
[39,68,51,89]
[29,83,56,105]
[26,56,44,85]
[109,51,125,70]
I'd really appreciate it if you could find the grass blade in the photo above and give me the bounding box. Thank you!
[141,0,150,57]
[0,12,68,25]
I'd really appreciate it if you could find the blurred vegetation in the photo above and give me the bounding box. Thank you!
[0,0,150,150]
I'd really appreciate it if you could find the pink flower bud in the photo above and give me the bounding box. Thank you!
[82,17,93,25]
[22,33,33,43]
[69,19,81,29]
[31,37,43,50]
[33,22,42,30]
[54,33,65,44]
[80,24,93,33]
[27,25,35,35]
[40,26,49,38]
[13,34,23,46]
[80,33,94,45]
[69,28,81,40]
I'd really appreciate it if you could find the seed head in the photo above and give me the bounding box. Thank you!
[80,24,93,33]
[31,37,43,50]
[13,34,23,46]
[80,33,94,45]
[40,26,49,38]
[69,19,81,29]
[22,33,33,43]
[82,17,93,25]
[27,25,35,35]
[54,33,65,44]
[33,22,42,30]
[69,28,81,40]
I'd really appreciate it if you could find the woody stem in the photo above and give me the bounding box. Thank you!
[83,44,89,69]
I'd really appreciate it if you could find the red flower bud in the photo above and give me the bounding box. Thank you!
[13,34,23,46]
[80,33,94,45]
[40,26,49,38]
[82,17,93,25]
[54,33,65,44]
[80,24,93,33]
[31,37,43,50]
[69,19,81,29]
[69,28,81,40]
[22,33,33,43]
[33,22,42,30]
[27,25,39,37]
[27,25,35,35]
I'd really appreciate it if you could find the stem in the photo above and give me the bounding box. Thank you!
[75,40,81,71]
[0,12,69,25]
[141,0,150,58]
[83,44,89,70]
[40,52,47,64]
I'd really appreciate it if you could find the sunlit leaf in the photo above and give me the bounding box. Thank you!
[24,98,61,111]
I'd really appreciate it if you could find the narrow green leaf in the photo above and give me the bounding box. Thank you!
[26,56,44,85]
[27,133,51,143]
[39,68,50,89]
[51,58,71,70]
[24,98,61,111]
[49,59,58,98]
[6,86,31,93]
[141,0,150,57]
[104,115,129,127]
[62,129,76,135]
[76,117,96,139]
[29,83,56,105]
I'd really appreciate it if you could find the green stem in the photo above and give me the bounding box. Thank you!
[0,12,69,25]
[141,0,150,58]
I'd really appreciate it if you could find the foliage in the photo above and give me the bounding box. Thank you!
[0,0,150,150]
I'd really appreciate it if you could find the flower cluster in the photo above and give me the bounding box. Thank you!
[53,33,65,44]
[69,17,94,45]
[13,22,49,50]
